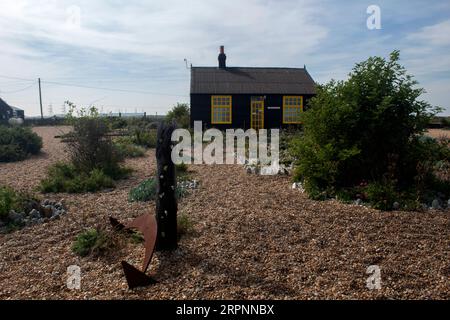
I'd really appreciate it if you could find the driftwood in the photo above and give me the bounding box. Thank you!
[109,122,178,288]
[155,122,178,251]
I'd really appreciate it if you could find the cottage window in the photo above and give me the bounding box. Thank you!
[211,95,232,124]
[283,96,303,123]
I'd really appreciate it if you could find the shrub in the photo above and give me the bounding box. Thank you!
[175,162,188,174]
[365,180,398,211]
[0,186,17,220]
[177,213,193,238]
[0,126,43,162]
[72,228,116,257]
[166,103,190,128]
[0,186,35,222]
[64,102,124,178]
[40,162,117,193]
[128,178,157,202]
[131,129,157,148]
[290,51,447,207]
[128,177,188,202]
[114,139,146,158]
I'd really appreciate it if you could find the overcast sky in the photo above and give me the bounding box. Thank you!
[0,0,449,116]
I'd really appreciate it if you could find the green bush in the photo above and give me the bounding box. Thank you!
[0,186,34,221]
[0,186,17,220]
[131,129,157,148]
[365,181,398,211]
[128,178,157,202]
[289,51,448,208]
[72,228,114,257]
[128,177,188,202]
[114,139,146,158]
[177,213,193,238]
[0,126,43,162]
[166,103,190,128]
[40,162,117,193]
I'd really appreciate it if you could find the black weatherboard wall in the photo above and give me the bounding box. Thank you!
[190,93,315,130]
[190,46,316,130]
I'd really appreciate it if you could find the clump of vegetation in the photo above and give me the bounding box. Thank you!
[0,186,36,220]
[72,228,118,257]
[290,51,449,210]
[166,103,190,128]
[114,137,146,158]
[41,163,117,193]
[131,129,157,148]
[128,178,157,202]
[0,126,43,162]
[177,213,194,238]
[128,177,188,202]
[40,102,131,193]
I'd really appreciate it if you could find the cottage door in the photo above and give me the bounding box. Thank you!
[250,97,264,130]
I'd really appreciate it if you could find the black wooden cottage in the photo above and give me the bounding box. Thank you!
[190,46,316,130]
[0,97,24,120]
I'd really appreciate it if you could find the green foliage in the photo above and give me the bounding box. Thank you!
[0,186,17,220]
[40,162,118,193]
[365,181,398,211]
[64,102,125,178]
[0,126,43,162]
[128,177,188,202]
[166,103,190,128]
[177,213,193,238]
[128,178,157,202]
[114,138,146,158]
[289,51,447,208]
[72,228,115,257]
[131,129,157,148]
[175,162,188,174]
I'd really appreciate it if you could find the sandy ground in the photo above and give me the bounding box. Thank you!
[427,129,450,139]
[0,126,448,300]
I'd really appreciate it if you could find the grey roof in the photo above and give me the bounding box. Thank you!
[190,67,316,95]
[10,105,23,111]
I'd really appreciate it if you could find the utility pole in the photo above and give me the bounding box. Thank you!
[38,78,43,119]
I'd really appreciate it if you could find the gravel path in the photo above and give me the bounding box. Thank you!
[0,126,448,299]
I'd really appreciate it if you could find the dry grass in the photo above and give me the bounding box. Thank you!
[0,126,448,300]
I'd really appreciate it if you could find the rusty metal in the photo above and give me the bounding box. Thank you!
[110,213,158,289]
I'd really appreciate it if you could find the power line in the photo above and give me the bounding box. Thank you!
[0,75,35,82]
[0,84,35,94]
[41,80,188,97]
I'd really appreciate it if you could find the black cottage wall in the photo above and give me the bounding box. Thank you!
[190,93,314,130]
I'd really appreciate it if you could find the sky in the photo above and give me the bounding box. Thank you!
[0,0,449,116]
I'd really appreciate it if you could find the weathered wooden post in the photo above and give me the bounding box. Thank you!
[155,122,178,251]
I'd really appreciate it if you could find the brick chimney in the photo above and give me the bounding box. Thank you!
[218,45,226,68]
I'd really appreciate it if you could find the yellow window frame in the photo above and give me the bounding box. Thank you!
[211,95,232,124]
[282,96,303,124]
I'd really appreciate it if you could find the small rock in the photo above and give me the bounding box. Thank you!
[42,199,50,206]
[393,202,400,210]
[421,203,429,210]
[431,199,440,209]
[8,210,25,224]
[292,183,298,189]
[355,199,363,206]
[29,209,41,219]
[50,215,60,221]
[447,199,450,208]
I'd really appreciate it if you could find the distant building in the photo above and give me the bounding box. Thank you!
[0,97,24,120]
[190,46,316,130]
